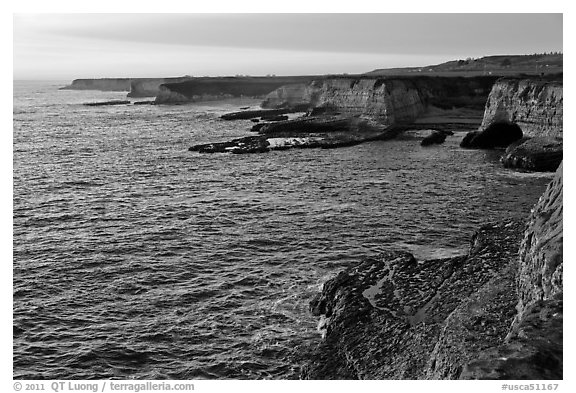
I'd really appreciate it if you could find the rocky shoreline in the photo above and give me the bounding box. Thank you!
[188,75,562,173]
[300,163,562,379]
[189,76,497,154]
[257,74,564,379]
[459,77,562,172]
[190,115,402,154]
[65,71,563,380]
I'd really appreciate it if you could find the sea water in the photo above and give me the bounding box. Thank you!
[13,80,552,379]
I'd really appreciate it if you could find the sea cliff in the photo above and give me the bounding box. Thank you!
[60,78,131,91]
[154,76,317,104]
[303,78,427,124]
[480,78,563,139]
[302,164,563,379]
[262,76,497,122]
[190,76,496,153]
[127,77,192,98]
[461,77,563,171]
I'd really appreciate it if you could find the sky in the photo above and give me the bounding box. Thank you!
[13,13,563,80]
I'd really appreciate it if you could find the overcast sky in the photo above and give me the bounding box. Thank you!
[13,13,563,80]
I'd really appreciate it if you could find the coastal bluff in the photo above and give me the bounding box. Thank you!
[301,164,563,379]
[262,76,498,122]
[127,77,192,97]
[154,76,317,104]
[461,77,563,172]
[189,76,496,154]
[480,78,563,139]
[60,78,131,91]
[60,77,193,97]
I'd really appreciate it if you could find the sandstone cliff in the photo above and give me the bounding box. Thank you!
[517,162,563,312]
[192,76,496,155]
[480,78,563,138]
[60,78,131,91]
[127,77,192,98]
[154,85,227,104]
[302,164,563,379]
[154,76,316,104]
[261,83,310,109]
[262,76,497,125]
[304,78,426,124]
[460,163,563,379]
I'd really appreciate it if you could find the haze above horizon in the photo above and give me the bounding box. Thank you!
[14,13,563,80]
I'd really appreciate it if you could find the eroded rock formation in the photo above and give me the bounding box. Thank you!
[461,163,563,379]
[460,121,524,149]
[128,77,192,98]
[192,76,496,154]
[480,78,563,139]
[190,116,398,154]
[261,83,310,109]
[154,76,316,104]
[516,163,563,316]
[501,138,563,172]
[302,221,525,379]
[421,131,448,146]
[460,77,563,171]
[83,100,131,107]
[220,107,308,121]
[302,78,427,124]
[263,76,497,124]
[302,164,563,380]
[60,78,131,91]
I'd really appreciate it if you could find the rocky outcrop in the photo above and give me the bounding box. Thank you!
[82,100,131,107]
[421,131,448,146]
[190,116,399,154]
[190,136,271,154]
[460,78,563,172]
[262,115,289,122]
[302,221,525,379]
[220,107,307,121]
[461,164,563,379]
[459,295,562,380]
[127,77,191,98]
[480,78,563,139]
[303,78,426,124]
[263,76,498,117]
[154,85,194,104]
[501,137,563,172]
[302,164,563,380]
[61,77,195,97]
[261,83,310,109]
[516,162,563,315]
[460,121,524,149]
[154,76,316,104]
[192,76,496,154]
[60,78,131,91]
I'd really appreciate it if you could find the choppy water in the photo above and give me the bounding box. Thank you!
[13,80,553,379]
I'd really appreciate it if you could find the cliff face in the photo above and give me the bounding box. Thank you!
[127,77,191,98]
[303,164,563,380]
[154,76,316,104]
[260,83,310,109]
[517,162,563,312]
[303,221,525,379]
[154,85,222,104]
[304,78,426,124]
[480,79,563,138]
[262,76,498,124]
[460,164,563,379]
[60,78,131,91]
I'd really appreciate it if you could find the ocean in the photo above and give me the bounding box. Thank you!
[13,80,553,379]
